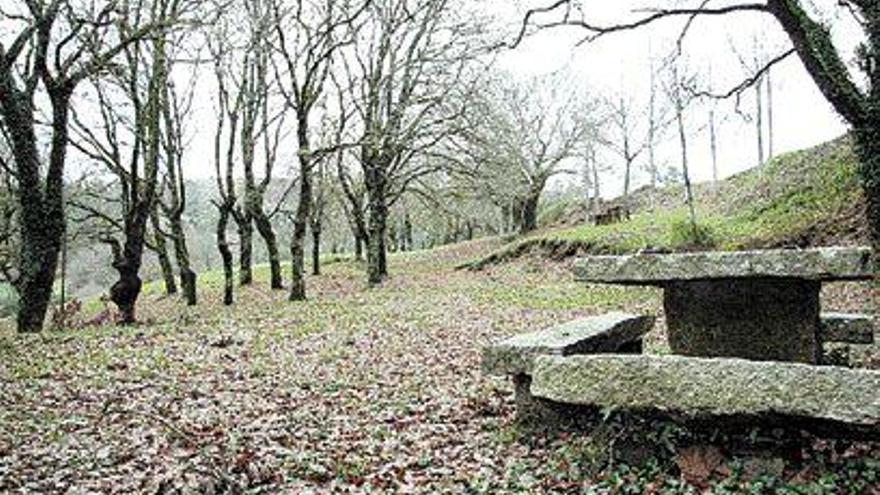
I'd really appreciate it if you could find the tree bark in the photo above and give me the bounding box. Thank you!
[251,211,282,289]
[0,80,70,332]
[217,204,234,306]
[237,213,253,286]
[150,210,178,295]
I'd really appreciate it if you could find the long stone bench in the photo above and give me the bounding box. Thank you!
[531,354,880,436]
[482,312,655,424]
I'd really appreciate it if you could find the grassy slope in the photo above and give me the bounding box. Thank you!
[467,136,867,268]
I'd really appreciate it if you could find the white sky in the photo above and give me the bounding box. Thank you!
[492,1,856,196]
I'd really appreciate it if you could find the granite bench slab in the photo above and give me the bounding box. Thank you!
[482,312,654,376]
[531,354,880,429]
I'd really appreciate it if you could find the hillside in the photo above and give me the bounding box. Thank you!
[466,135,869,269]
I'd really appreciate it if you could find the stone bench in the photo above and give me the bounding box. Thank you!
[482,312,654,423]
[531,354,880,436]
[821,312,875,344]
[821,313,876,366]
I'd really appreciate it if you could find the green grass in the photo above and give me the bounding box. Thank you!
[472,135,864,266]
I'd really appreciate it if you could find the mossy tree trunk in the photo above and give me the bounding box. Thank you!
[150,209,178,296]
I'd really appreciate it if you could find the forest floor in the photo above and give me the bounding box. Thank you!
[1,238,879,494]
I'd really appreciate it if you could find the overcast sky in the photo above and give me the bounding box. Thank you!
[492,1,857,195]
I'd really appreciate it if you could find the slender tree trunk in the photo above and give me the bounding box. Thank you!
[289,158,312,301]
[676,90,698,238]
[311,221,321,276]
[237,214,253,286]
[253,211,283,289]
[403,213,413,251]
[709,109,719,191]
[150,210,178,295]
[169,215,197,305]
[354,231,364,261]
[766,68,774,160]
[623,157,633,216]
[217,206,234,306]
[756,75,765,168]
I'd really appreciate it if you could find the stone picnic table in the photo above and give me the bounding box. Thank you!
[573,246,875,364]
[483,246,879,434]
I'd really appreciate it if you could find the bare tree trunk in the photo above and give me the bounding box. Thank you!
[709,109,719,191]
[519,191,540,234]
[766,68,774,160]
[237,213,253,286]
[3,88,70,332]
[170,216,197,305]
[675,85,698,238]
[216,205,234,305]
[150,209,178,295]
[253,211,282,289]
[354,232,364,261]
[289,127,313,300]
[366,183,388,285]
[311,220,321,276]
[756,75,765,168]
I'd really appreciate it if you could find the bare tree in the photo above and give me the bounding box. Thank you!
[342,0,489,285]
[0,1,173,331]
[271,0,369,300]
[600,93,650,217]
[453,72,595,233]
[515,1,880,258]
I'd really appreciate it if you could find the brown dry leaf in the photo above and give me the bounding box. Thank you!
[675,445,725,490]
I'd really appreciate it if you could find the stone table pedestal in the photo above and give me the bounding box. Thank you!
[664,279,820,363]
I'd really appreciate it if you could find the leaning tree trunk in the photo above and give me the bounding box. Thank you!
[150,210,178,296]
[253,210,283,290]
[217,205,234,305]
[237,213,253,286]
[854,128,880,261]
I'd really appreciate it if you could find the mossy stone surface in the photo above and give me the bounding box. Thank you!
[573,247,873,285]
[664,279,821,363]
[481,312,654,376]
[531,355,880,427]
[820,312,875,344]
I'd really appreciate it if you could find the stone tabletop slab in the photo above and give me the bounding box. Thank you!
[573,246,874,285]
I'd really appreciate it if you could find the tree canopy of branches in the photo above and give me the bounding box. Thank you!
[450,71,596,234]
